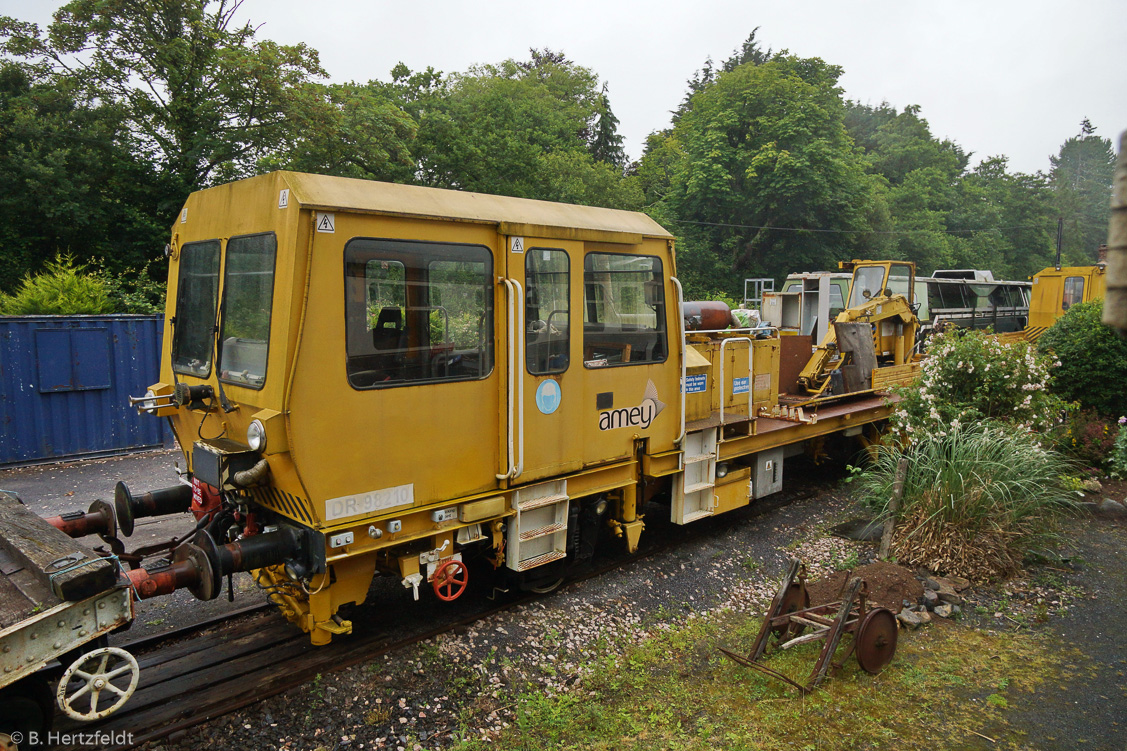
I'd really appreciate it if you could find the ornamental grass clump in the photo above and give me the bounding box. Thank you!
[860,423,1076,581]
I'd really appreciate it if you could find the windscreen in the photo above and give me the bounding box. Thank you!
[172,240,221,377]
[219,233,277,389]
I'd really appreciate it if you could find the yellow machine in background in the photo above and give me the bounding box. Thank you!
[100,172,922,646]
[1026,263,1107,339]
[798,261,921,397]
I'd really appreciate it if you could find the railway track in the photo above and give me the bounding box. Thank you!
[53,484,817,750]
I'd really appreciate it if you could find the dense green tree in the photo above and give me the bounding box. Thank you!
[589,84,625,168]
[1049,119,1116,264]
[413,50,640,208]
[948,157,1057,278]
[1,0,326,195]
[674,30,771,126]
[0,60,167,290]
[846,102,967,186]
[659,53,879,296]
[844,102,966,272]
[263,81,417,181]
[845,101,1060,279]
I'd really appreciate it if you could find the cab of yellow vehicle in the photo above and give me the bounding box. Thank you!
[142,171,681,644]
[1027,264,1107,338]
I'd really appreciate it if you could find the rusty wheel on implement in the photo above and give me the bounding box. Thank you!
[855,607,898,674]
[771,582,810,639]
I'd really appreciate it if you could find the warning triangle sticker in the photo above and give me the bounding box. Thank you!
[316,212,335,233]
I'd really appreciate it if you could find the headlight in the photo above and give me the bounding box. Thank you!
[247,419,267,452]
[715,463,729,479]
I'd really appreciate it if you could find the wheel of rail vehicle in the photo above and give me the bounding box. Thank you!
[57,646,140,721]
[771,582,810,640]
[432,559,469,602]
[855,607,898,674]
[0,674,53,749]
[525,576,565,595]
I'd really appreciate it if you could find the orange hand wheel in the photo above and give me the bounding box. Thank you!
[432,559,469,601]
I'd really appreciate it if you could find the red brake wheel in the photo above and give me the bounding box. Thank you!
[432,559,469,601]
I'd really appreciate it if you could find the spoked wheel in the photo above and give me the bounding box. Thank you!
[0,675,53,749]
[432,559,469,602]
[771,582,810,639]
[57,647,140,721]
[855,607,898,674]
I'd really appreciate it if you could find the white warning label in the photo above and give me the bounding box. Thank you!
[316,212,335,233]
[510,236,524,254]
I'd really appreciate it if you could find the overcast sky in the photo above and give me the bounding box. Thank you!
[6,0,1125,174]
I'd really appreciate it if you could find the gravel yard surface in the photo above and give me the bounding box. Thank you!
[6,452,1125,750]
[143,461,866,751]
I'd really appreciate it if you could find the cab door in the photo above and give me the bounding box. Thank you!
[505,237,587,482]
[506,237,679,484]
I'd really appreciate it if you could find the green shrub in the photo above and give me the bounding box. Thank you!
[94,263,167,314]
[891,327,1066,439]
[1052,408,1117,470]
[1037,299,1127,418]
[0,254,115,315]
[859,423,1075,581]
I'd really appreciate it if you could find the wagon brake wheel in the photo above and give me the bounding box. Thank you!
[855,607,898,674]
[57,647,139,721]
[433,559,469,602]
[771,583,810,640]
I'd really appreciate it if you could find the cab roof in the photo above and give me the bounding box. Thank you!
[276,171,673,244]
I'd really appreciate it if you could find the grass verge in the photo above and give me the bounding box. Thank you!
[453,610,1065,751]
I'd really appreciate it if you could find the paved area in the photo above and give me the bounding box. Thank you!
[1002,516,1127,750]
[0,449,258,640]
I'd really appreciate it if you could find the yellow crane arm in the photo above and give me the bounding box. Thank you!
[798,294,919,395]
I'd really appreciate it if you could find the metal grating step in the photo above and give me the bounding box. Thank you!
[517,493,569,511]
[515,549,567,571]
[519,522,567,542]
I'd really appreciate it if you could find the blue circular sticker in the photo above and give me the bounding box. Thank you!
[535,379,562,414]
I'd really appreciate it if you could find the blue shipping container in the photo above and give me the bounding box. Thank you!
[0,315,172,467]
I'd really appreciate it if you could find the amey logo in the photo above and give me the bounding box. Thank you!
[598,380,666,431]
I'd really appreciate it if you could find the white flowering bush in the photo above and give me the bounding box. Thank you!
[890,328,1066,439]
[1111,417,1127,480]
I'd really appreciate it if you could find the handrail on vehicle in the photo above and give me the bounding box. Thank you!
[495,277,525,481]
[671,277,686,448]
[719,336,754,430]
[496,278,516,480]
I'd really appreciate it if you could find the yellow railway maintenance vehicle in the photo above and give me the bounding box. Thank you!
[71,171,922,647]
[1025,261,1107,340]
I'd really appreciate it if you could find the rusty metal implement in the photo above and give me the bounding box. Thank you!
[720,558,898,694]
